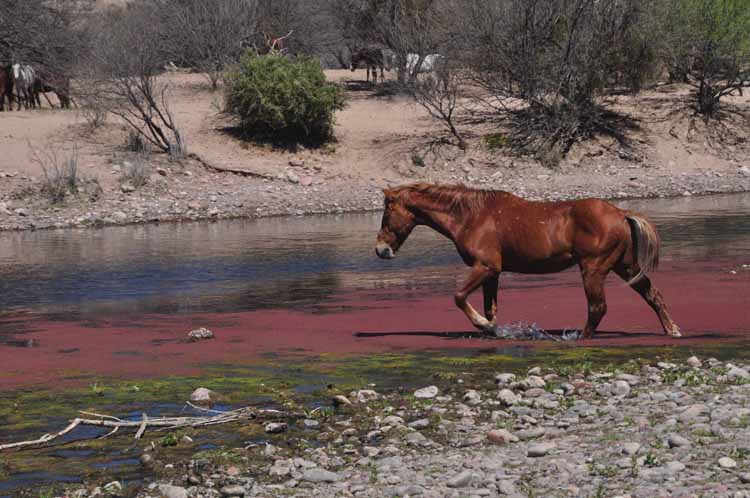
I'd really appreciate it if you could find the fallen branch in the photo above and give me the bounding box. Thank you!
[0,405,301,452]
[187,152,275,180]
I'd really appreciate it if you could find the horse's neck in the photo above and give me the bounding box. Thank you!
[408,198,464,243]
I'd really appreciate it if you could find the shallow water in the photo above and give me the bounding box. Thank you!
[0,193,749,319]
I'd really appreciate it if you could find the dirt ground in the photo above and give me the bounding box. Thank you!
[0,70,749,231]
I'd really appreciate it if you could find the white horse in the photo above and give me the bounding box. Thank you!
[405,53,443,74]
[11,64,36,110]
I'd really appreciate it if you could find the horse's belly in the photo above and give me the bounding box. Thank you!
[502,252,577,274]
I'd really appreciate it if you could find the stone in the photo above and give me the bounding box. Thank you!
[111,211,128,222]
[739,473,750,484]
[667,433,691,448]
[664,461,686,474]
[488,429,519,445]
[158,484,188,498]
[408,418,430,429]
[497,389,521,406]
[613,380,631,398]
[269,459,293,477]
[103,482,123,492]
[678,404,708,423]
[526,376,547,389]
[622,442,641,456]
[728,366,750,381]
[121,182,136,193]
[303,419,320,429]
[528,367,542,375]
[300,468,341,483]
[300,176,314,187]
[414,386,439,399]
[687,356,702,368]
[363,446,380,457]
[356,389,379,403]
[527,443,555,457]
[187,327,214,341]
[495,373,516,385]
[287,172,300,184]
[383,415,405,426]
[739,166,750,177]
[446,470,474,488]
[265,422,288,434]
[719,457,738,469]
[405,432,428,446]
[139,453,153,466]
[463,390,481,406]
[332,395,352,406]
[219,485,247,496]
[189,387,214,404]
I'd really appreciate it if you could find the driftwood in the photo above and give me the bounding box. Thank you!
[0,404,298,452]
[187,152,276,180]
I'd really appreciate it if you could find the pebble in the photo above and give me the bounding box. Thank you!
[487,429,519,445]
[687,356,702,368]
[187,327,214,341]
[527,443,555,457]
[219,484,247,496]
[158,484,188,498]
[414,386,439,399]
[300,468,341,483]
[668,433,691,448]
[189,387,214,404]
[719,457,738,469]
[446,470,474,488]
[265,422,288,434]
[332,394,352,406]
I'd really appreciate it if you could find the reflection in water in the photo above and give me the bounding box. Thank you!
[0,193,749,318]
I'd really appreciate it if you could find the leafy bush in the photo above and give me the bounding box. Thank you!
[224,52,346,143]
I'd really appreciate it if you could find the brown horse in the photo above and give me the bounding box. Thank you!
[375,183,680,339]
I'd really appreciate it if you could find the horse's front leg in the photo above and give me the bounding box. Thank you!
[455,265,498,335]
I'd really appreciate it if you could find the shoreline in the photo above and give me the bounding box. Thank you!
[1,161,749,232]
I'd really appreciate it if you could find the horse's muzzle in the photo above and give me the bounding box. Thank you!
[375,242,395,259]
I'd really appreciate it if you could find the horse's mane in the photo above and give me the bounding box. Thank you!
[388,183,505,214]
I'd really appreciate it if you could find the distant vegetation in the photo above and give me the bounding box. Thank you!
[0,0,748,160]
[224,52,347,144]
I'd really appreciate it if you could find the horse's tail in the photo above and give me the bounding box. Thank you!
[625,211,660,285]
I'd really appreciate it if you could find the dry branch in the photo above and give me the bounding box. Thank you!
[0,405,299,452]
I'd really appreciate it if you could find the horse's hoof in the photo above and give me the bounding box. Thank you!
[667,326,682,338]
[481,323,499,337]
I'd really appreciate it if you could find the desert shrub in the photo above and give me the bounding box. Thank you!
[224,51,347,143]
[121,151,151,189]
[29,143,89,204]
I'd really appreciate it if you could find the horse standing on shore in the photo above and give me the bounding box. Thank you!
[11,63,36,110]
[350,47,387,83]
[375,183,681,340]
[0,65,13,111]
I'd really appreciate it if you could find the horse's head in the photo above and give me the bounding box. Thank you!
[11,64,20,80]
[376,189,416,259]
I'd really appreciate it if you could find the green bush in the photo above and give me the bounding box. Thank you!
[224,52,347,143]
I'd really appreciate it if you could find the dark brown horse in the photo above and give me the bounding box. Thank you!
[0,65,13,111]
[375,183,680,339]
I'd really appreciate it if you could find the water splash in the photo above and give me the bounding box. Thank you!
[492,322,581,341]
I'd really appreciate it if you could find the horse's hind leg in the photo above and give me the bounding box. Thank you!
[482,275,499,324]
[614,264,681,337]
[580,263,609,339]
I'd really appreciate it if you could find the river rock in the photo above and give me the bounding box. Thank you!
[668,433,691,448]
[265,422,288,434]
[497,389,521,406]
[687,356,702,368]
[220,485,247,496]
[613,380,631,398]
[678,404,708,422]
[495,373,516,385]
[332,395,352,406]
[158,484,188,498]
[356,389,379,403]
[719,457,738,469]
[187,327,214,341]
[527,443,555,457]
[463,389,481,405]
[446,470,474,488]
[622,442,641,456]
[301,468,341,483]
[414,386,439,399]
[728,365,750,381]
[121,182,135,193]
[408,418,430,429]
[488,429,519,445]
[189,387,215,404]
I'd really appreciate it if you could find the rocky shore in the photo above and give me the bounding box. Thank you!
[1,152,749,232]
[47,355,750,498]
